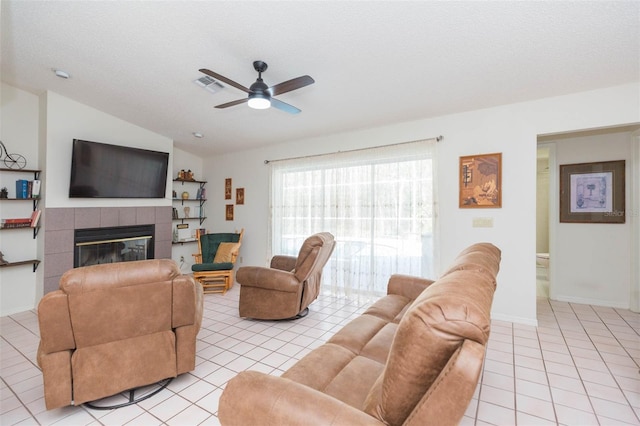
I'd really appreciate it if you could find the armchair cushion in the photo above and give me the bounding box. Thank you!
[213,242,241,263]
[192,262,234,272]
[198,232,242,263]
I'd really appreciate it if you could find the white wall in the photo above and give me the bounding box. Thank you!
[43,91,173,208]
[0,83,41,314]
[203,83,639,325]
[549,131,633,308]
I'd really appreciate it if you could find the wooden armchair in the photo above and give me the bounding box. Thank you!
[192,229,243,294]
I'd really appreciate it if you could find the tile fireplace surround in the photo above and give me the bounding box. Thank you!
[43,207,173,294]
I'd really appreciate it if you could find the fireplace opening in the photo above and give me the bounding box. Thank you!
[74,225,155,268]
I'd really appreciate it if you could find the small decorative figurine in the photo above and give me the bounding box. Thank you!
[184,206,190,218]
[181,191,189,199]
[0,251,8,265]
[0,187,7,199]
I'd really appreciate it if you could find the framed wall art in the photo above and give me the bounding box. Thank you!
[459,152,502,208]
[559,160,625,223]
[224,178,232,200]
[236,188,245,205]
[225,204,234,221]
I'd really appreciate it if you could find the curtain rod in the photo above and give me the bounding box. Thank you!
[264,135,443,164]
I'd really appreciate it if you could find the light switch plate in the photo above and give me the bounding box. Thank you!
[472,217,494,228]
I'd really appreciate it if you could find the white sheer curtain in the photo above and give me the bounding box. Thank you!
[269,139,438,302]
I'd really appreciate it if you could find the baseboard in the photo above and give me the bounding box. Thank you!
[491,312,538,327]
[551,295,629,310]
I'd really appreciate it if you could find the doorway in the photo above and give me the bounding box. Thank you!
[536,146,550,298]
[537,124,639,309]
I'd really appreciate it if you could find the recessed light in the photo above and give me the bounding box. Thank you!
[192,132,204,138]
[53,69,70,79]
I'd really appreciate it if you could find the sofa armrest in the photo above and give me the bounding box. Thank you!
[387,274,435,300]
[270,255,297,271]
[219,371,383,426]
[37,349,72,410]
[37,291,75,354]
[173,274,203,374]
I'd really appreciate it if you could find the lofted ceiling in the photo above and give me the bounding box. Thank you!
[1,1,638,157]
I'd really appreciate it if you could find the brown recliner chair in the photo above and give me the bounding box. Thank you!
[237,232,335,320]
[37,259,203,410]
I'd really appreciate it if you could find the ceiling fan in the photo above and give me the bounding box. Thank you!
[199,61,314,114]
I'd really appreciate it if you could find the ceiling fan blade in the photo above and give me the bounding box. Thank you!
[270,98,301,114]
[199,68,251,94]
[268,75,315,96]
[215,98,249,109]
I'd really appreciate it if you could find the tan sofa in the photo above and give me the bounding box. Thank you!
[37,259,203,410]
[219,242,501,426]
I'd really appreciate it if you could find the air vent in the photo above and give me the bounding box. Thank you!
[194,76,224,94]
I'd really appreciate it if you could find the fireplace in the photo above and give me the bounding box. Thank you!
[74,225,155,267]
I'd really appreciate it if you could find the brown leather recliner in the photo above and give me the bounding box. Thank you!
[237,232,336,320]
[37,259,203,410]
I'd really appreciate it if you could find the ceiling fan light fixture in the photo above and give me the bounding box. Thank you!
[248,93,271,110]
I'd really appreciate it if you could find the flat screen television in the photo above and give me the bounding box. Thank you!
[69,139,169,198]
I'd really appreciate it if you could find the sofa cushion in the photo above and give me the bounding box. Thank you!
[362,293,413,323]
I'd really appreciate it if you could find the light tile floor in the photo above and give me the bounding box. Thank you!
[1,283,639,425]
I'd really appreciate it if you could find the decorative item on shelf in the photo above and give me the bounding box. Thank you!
[178,169,185,180]
[185,170,194,181]
[172,207,179,219]
[30,209,42,227]
[176,223,190,241]
[0,140,27,169]
[0,187,7,199]
[0,251,7,265]
[172,190,177,199]
[15,179,28,199]
[184,206,190,218]
[182,191,189,200]
[1,218,32,229]
[31,180,41,198]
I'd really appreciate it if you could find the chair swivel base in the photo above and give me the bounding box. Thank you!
[83,377,173,410]
[277,307,309,321]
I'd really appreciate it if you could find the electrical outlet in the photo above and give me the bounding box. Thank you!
[180,255,184,262]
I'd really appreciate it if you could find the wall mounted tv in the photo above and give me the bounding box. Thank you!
[69,139,169,198]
